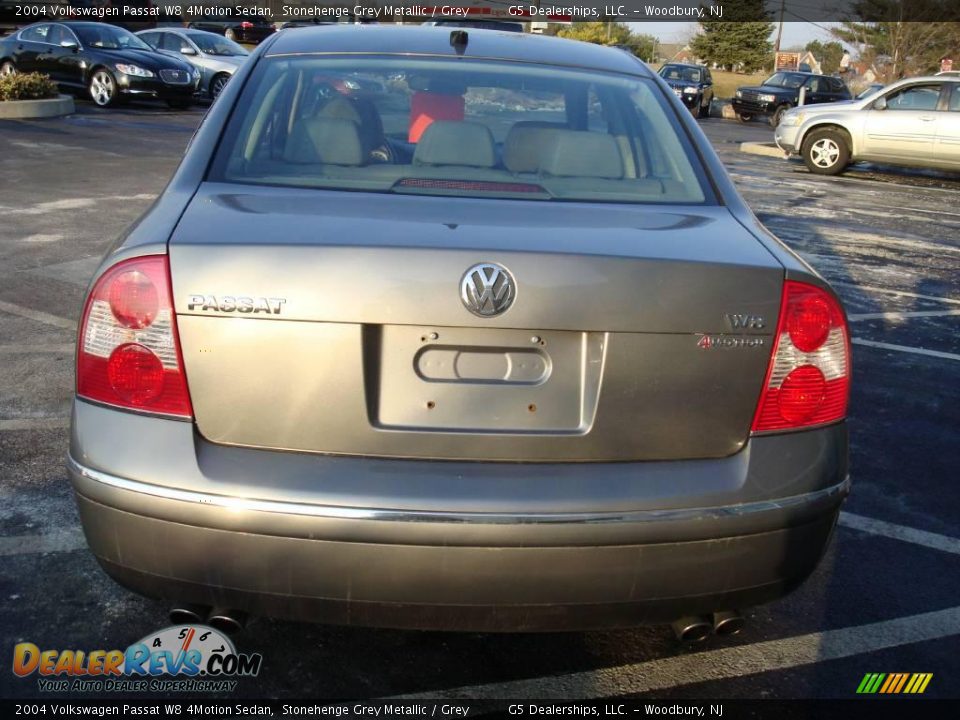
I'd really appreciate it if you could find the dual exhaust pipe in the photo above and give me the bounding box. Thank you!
[671,610,744,643]
[169,604,248,636]
[168,605,740,641]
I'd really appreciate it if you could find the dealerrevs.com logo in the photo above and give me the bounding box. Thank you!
[13,625,262,693]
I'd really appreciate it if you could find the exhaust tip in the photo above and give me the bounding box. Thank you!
[169,604,209,625]
[207,607,248,636]
[671,615,713,643]
[713,610,744,636]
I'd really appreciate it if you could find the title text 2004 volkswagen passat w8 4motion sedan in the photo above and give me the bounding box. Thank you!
[68,27,850,638]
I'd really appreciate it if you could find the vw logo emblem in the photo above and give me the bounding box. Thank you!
[460,263,515,317]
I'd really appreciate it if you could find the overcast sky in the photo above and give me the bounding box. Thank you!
[635,21,836,48]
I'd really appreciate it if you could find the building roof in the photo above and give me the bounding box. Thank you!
[265,25,652,77]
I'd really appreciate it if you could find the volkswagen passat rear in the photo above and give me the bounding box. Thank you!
[68,27,850,633]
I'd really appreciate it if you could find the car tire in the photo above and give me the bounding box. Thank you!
[801,128,850,175]
[0,60,16,77]
[209,72,230,100]
[225,28,237,42]
[736,112,753,123]
[166,99,193,110]
[88,68,117,108]
[770,104,790,128]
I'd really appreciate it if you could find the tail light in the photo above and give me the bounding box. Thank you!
[77,255,192,418]
[751,280,849,433]
[240,22,254,29]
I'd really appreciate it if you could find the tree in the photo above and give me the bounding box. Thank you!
[556,23,657,62]
[832,1,960,80]
[689,1,774,72]
[805,40,845,74]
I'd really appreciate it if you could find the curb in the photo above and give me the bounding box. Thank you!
[0,94,74,119]
[740,142,788,159]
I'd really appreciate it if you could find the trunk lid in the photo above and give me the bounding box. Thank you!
[169,183,783,461]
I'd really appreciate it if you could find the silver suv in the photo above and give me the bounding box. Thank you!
[775,75,960,175]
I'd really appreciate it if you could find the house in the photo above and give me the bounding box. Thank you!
[798,50,821,74]
[657,43,698,64]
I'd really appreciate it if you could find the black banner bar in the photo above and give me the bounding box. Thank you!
[2,1,960,26]
[3,700,960,719]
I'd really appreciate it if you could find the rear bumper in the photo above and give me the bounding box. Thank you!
[69,400,849,631]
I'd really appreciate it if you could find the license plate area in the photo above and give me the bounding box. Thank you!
[371,326,605,434]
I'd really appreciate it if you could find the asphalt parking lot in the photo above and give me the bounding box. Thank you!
[1,103,958,702]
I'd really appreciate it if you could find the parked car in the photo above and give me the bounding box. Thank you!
[277,19,336,30]
[137,28,248,100]
[733,71,852,127]
[187,16,274,44]
[0,21,199,107]
[658,62,714,118]
[68,26,850,638]
[775,75,960,175]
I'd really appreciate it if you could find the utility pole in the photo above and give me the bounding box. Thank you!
[774,0,786,52]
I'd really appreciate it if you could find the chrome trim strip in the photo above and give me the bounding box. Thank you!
[68,455,850,526]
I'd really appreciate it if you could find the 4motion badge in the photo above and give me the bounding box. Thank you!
[697,334,766,349]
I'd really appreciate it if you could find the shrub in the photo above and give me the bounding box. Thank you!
[0,72,59,102]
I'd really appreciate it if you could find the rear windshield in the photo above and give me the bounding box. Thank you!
[209,56,711,204]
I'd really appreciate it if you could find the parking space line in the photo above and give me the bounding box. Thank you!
[0,300,75,330]
[0,529,86,557]
[392,605,960,699]
[832,282,960,306]
[851,338,960,362]
[0,418,70,431]
[839,512,960,556]
[0,344,74,354]
[848,310,960,321]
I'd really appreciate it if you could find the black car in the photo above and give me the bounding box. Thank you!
[0,22,199,108]
[658,62,714,118]
[733,71,851,127]
[187,17,275,44]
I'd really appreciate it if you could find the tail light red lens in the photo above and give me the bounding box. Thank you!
[751,280,849,433]
[240,21,254,28]
[77,255,192,418]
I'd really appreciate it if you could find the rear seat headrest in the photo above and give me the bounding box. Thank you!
[503,121,567,173]
[414,121,496,168]
[286,117,364,166]
[540,130,625,179]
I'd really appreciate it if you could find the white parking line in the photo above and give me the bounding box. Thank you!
[848,309,960,321]
[832,282,960,306]
[393,605,960,699]
[0,344,74,354]
[851,338,960,362]
[839,512,960,556]
[0,529,86,557]
[0,418,70,431]
[0,300,75,330]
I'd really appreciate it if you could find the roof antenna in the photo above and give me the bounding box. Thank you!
[450,30,468,55]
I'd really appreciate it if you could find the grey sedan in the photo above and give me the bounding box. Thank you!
[775,75,960,174]
[68,26,850,639]
[136,28,248,99]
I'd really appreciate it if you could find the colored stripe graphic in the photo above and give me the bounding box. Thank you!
[858,673,933,694]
